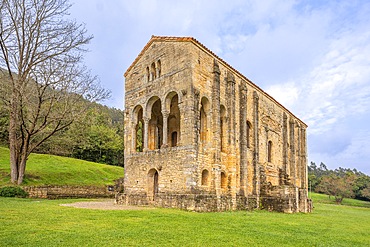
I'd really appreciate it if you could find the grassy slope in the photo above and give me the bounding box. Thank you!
[0,147,123,186]
[0,196,369,246]
[310,192,370,208]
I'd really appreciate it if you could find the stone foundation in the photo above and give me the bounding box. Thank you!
[23,185,115,199]
[116,190,311,213]
[116,192,259,212]
[260,186,312,213]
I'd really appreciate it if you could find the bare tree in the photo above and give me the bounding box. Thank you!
[0,0,110,184]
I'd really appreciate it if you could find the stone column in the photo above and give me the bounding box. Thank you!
[297,123,301,186]
[227,72,236,152]
[193,88,200,148]
[212,60,222,206]
[289,119,296,185]
[131,121,136,153]
[161,111,169,148]
[143,117,150,151]
[212,60,221,155]
[177,100,186,146]
[239,82,248,196]
[253,91,260,207]
[282,113,288,184]
[301,127,307,189]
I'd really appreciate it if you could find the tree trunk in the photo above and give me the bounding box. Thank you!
[9,89,19,184]
[17,153,28,185]
[335,196,343,204]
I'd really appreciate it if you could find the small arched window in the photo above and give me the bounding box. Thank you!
[220,105,226,152]
[201,169,209,186]
[268,141,272,162]
[146,67,150,82]
[151,62,156,80]
[221,172,227,190]
[246,121,252,148]
[200,97,210,143]
[157,60,161,77]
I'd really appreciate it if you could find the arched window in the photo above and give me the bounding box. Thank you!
[151,62,156,80]
[200,97,210,143]
[167,93,180,147]
[246,121,252,148]
[201,169,209,186]
[136,120,143,152]
[147,97,163,150]
[146,67,150,82]
[157,60,161,77]
[221,172,227,190]
[147,168,159,201]
[133,106,144,152]
[220,105,226,152]
[268,141,272,162]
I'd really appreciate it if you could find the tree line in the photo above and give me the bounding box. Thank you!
[308,162,370,204]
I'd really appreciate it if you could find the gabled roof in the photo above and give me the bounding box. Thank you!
[124,35,307,127]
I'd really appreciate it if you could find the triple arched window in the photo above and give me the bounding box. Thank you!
[146,59,162,82]
[133,92,180,152]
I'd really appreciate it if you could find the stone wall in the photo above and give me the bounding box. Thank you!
[116,192,258,212]
[23,186,115,199]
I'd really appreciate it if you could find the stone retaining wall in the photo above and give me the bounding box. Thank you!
[23,185,115,199]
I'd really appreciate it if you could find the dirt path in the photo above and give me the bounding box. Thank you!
[60,199,156,210]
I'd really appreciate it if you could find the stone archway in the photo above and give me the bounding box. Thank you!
[147,168,159,202]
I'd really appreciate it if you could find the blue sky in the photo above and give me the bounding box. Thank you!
[69,0,370,174]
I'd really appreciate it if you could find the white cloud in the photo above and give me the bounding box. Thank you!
[310,129,370,175]
[266,82,299,107]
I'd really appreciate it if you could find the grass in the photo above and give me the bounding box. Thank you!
[0,146,123,186]
[0,194,370,246]
[1,145,369,246]
[310,192,370,208]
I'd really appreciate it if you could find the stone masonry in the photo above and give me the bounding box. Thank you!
[116,36,312,213]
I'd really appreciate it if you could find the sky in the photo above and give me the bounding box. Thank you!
[69,0,370,175]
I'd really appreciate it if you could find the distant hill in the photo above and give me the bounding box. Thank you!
[0,147,123,186]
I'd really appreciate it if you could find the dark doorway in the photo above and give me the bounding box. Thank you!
[171,131,177,147]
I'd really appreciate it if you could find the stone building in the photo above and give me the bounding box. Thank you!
[116,36,311,213]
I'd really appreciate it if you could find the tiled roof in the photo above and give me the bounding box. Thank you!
[124,35,307,127]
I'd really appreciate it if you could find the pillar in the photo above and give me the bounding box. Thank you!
[143,117,150,151]
[239,82,248,195]
[282,113,288,184]
[161,110,169,148]
[212,60,222,204]
[253,91,260,207]
[289,119,296,185]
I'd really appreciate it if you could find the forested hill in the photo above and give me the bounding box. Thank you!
[308,162,370,203]
[0,100,124,166]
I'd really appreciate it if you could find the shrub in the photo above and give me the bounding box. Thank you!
[0,186,28,198]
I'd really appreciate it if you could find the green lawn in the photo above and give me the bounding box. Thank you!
[1,145,369,246]
[0,147,123,186]
[310,191,370,208]
[1,195,369,246]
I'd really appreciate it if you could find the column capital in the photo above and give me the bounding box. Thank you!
[162,110,170,118]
